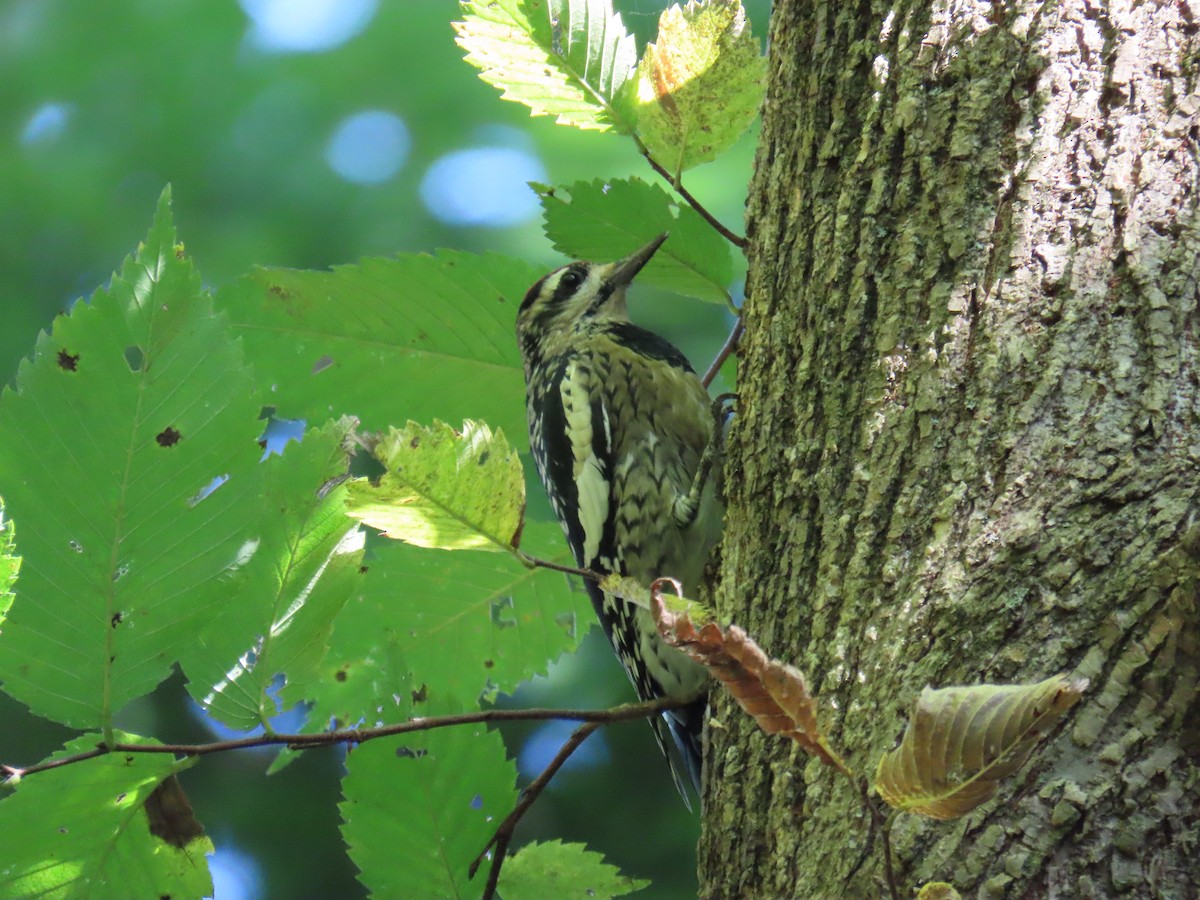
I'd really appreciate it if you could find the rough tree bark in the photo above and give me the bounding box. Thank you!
[700,1,1199,897]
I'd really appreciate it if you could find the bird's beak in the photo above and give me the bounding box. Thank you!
[603,233,668,288]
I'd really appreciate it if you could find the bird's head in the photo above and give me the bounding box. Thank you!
[515,234,667,368]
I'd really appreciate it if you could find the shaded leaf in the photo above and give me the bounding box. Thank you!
[0,187,264,729]
[537,178,734,304]
[347,420,525,552]
[189,417,366,730]
[874,674,1088,819]
[455,0,638,132]
[341,724,515,899]
[636,0,765,173]
[0,733,213,899]
[216,252,536,441]
[499,839,649,900]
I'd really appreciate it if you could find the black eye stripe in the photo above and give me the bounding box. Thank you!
[552,264,588,302]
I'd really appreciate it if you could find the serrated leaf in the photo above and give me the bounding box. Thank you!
[215,252,537,442]
[341,724,516,899]
[0,733,213,900]
[455,0,638,132]
[499,839,650,900]
[874,674,1088,819]
[347,420,525,553]
[538,178,734,304]
[0,501,18,624]
[636,0,765,173]
[189,417,365,730]
[0,187,264,730]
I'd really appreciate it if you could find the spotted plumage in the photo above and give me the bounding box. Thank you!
[516,235,724,802]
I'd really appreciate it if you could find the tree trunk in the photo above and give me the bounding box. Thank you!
[700,1,1200,897]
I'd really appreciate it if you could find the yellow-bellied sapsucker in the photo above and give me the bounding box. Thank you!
[516,234,724,801]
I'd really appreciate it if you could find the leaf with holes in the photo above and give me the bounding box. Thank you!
[0,732,213,899]
[455,0,639,132]
[216,251,537,441]
[537,177,734,305]
[874,674,1088,819]
[0,188,264,730]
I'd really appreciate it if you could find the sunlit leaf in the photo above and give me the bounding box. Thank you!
[874,674,1088,819]
[341,725,515,898]
[0,501,17,624]
[537,177,734,304]
[499,839,650,900]
[0,733,213,899]
[216,252,536,442]
[636,0,765,173]
[0,188,264,729]
[347,420,525,552]
[455,0,638,132]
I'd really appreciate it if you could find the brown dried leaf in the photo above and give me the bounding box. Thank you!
[649,581,850,775]
[874,674,1088,819]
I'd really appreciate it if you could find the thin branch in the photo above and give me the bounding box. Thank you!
[636,142,748,249]
[702,316,745,388]
[516,551,601,582]
[471,721,603,899]
[860,779,900,900]
[1,698,690,781]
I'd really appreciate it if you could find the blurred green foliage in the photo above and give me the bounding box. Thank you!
[0,1,768,897]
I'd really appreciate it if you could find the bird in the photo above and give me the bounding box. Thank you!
[515,233,725,802]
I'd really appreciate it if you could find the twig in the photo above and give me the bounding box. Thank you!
[517,551,602,582]
[636,143,748,250]
[702,316,744,388]
[470,721,603,899]
[860,778,900,900]
[0,698,690,781]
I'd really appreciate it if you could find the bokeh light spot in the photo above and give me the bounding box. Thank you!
[241,0,376,53]
[326,110,410,185]
[20,102,71,146]
[419,147,547,227]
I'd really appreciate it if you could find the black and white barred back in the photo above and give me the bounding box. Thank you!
[515,235,724,802]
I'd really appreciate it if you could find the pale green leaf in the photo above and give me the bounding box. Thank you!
[215,252,537,441]
[347,420,525,552]
[874,674,1088,819]
[0,188,264,729]
[454,0,638,132]
[499,840,650,900]
[341,725,516,899]
[0,733,213,900]
[188,417,365,730]
[537,177,734,305]
[635,0,766,172]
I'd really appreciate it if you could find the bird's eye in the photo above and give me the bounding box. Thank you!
[559,268,585,292]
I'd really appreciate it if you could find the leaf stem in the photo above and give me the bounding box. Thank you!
[634,139,748,249]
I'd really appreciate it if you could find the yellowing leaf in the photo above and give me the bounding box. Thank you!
[636,0,765,173]
[874,674,1088,819]
[346,420,525,552]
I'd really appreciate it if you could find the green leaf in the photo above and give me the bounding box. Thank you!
[0,733,213,900]
[499,840,650,900]
[635,0,765,173]
[188,417,365,730]
[0,187,264,730]
[347,420,525,552]
[537,178,734,305]
[454,0,638,132]
[0,501,18,624]
[215,252,536,442]
[874,674,1088,819]
[341,724,516,899]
